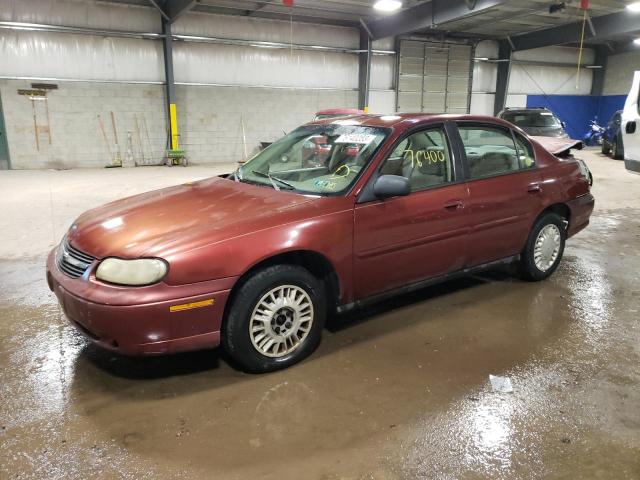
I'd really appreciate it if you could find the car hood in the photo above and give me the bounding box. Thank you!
[520,126,568,138]
[67,176,317,259]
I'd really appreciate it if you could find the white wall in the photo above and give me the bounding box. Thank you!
[603,50,640,96]
[470,40,497,115]
[0,0,158,31]
[508,46,594,103]
[469,41,596,115]
[0,0,395,168]
[0,30,164,82]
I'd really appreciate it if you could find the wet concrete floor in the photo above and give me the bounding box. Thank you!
[1,152,639,479]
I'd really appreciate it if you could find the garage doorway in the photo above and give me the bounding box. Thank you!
[0,92,9,169]
[396,40,474,114]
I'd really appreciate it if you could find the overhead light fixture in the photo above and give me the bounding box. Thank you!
[373,0,402,13]
[634,38,640,45]
[627,2,640,12]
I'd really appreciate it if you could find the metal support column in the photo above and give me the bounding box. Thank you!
[590,45,607,97]
[162,18,179,151]
[358,27,372,113]
[493,40,512,115]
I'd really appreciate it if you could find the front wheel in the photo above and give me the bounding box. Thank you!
[222,265,326,373]
[519,212,566,281]
[613,136,623,160]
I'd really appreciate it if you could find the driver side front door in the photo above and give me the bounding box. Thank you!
[353,125,470,300]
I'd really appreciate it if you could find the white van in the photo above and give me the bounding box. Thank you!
[622,71,640,173]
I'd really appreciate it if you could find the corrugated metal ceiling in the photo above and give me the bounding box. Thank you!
[101,0,637,41]
[438,0,631,37]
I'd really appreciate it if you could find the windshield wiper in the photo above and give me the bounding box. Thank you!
[251,170,295,190]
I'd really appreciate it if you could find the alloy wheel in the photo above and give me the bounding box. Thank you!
[249,285,314,358]
[533,224,561,272]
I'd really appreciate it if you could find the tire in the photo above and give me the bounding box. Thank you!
[613,136,623,160]
[222,264,326,373]
[601,141,609,155]
[519,212,566,282]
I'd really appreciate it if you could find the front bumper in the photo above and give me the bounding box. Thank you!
[47,249,233,355]
[625,158,640,174]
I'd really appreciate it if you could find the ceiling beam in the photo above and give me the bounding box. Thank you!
[148,0,170,20]
[510,10,640,51]
[166,0,199,21]
[148,0,199,22]
[191,3,358,28]
[608,39,640,55]
[366,0,509,40]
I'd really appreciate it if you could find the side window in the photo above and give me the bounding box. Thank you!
[381,128,454,192]
[458,125,520,179]
[513,132,535,169]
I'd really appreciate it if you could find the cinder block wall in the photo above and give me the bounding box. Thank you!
[0,79,357,169]
[177,86,357,164]
[0,80,166,169]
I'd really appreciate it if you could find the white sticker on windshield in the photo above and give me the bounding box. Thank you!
[335,133,377,145]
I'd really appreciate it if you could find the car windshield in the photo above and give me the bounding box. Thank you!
[503,111,561,128]
[235,124,388,195]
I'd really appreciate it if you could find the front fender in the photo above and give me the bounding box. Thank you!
[163,202,355,302]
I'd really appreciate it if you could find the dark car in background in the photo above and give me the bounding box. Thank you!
[498,107,569,139]
[602,110,624,160]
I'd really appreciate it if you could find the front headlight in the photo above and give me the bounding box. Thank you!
[96,258,168,286]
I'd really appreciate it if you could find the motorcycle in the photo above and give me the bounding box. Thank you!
[583,118,605,147]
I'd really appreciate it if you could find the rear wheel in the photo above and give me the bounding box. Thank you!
[519,212,566,281]
[222,264,326,373]
[601,141,609,155]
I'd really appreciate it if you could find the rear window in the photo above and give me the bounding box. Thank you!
[503,111,561,128]
[458,125,535,178]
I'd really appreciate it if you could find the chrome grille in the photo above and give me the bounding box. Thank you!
[57,239,95,278]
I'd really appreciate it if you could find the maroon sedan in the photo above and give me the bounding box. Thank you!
[47,114,594,372]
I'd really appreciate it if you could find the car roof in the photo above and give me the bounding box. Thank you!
[315,108,364,115]
[309,113,517,131]
[502,107,551,114]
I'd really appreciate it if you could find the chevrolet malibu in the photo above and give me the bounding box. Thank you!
[47,114,594,372]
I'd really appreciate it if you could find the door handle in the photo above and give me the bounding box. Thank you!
[527,184,541,193]
[444,200,464,210]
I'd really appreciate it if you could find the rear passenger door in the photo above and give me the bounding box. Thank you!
[455,123,543,267]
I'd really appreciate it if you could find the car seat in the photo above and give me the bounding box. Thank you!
[469,151,517,178]
[400,134,448,189]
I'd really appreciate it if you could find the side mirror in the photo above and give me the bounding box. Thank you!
[373,175,411,199]
[626,121,637,134]
[561,121,567,129]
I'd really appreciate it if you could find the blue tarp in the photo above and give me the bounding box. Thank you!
[526,94,626,140]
